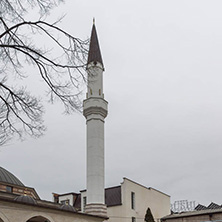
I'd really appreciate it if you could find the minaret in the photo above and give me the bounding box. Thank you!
[83,21,108,217]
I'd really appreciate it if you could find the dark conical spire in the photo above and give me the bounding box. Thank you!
[87,21,103,66]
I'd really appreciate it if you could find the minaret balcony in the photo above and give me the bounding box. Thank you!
[83,97,108,119]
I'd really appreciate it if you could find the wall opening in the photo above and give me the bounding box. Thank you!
[27,216,51,222]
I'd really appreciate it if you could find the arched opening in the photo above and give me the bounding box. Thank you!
[26,216,51,222]
[0,218,4,222]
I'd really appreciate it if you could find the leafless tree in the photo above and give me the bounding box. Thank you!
[0,0,89,145]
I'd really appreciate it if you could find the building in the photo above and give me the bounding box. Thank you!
[0,21,171,222]
[52,21,170,222]
[0,166,107,222]
[162,209,222,222]
[0,166,39,199]
[161,202,222,222]
[54,177,171,222]
[53,21,170,222]
[0,21,110,222]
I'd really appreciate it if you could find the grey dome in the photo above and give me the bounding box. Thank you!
[60,204,76,212]
[14,195,37,205]
[0,167,24,186]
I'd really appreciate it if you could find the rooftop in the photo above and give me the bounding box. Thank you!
[0,191,107,219]
[162,202,222,221]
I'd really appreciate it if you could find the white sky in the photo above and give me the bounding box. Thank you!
[1,0,222,208]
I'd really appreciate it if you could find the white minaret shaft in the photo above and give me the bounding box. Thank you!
[83,23,108,217]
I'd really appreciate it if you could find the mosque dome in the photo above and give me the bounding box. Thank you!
[0,167,24,186]
[14,195,37,205]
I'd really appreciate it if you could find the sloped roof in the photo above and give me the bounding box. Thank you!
[14,195,37,205]
[74,186,122,209]
[73,193,81,209]
[195,204,208,211]
[0,167,24,186]
[195,202,222,211]
[60,204,76,212]
[207,202,221,209]
[105,186,121,207]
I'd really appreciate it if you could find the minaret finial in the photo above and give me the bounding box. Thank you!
[93,17,95,25]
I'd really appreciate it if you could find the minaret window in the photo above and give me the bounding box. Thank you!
[132,217,136,222]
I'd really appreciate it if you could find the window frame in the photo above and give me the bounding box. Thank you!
[6,186,13,193]
[131,191,135,210]
[61,199,70,205]
[83,196,87,212]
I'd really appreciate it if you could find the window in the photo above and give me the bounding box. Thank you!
[53,195,59,203]
[61,199,70,205]
[132,217,136,222]
[6,186,12,193]
[61,200,66,205]
[131,192,135,209]
[83,197,87,212]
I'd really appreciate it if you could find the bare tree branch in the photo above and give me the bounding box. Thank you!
[0,0,89,145]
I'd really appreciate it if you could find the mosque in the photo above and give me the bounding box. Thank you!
[0,23,170,222]
[0,166,106,222]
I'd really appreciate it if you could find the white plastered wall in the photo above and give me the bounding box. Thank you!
[106,178,170,222]
[58,194,74,205]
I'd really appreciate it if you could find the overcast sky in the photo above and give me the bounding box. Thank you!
[1,0,222,208]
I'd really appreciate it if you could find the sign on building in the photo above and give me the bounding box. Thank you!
[171,200,196,212]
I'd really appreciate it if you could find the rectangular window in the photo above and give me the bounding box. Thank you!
[53,195,59,203]
[132,217,136,222]
[61,199,70,205]
[61,200,66,205]
[131,192,135,209]
[6,186,12,193]
[65,199,70,205]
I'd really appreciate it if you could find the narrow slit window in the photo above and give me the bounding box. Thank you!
[131,192,135,209]
[83,196,87,212]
